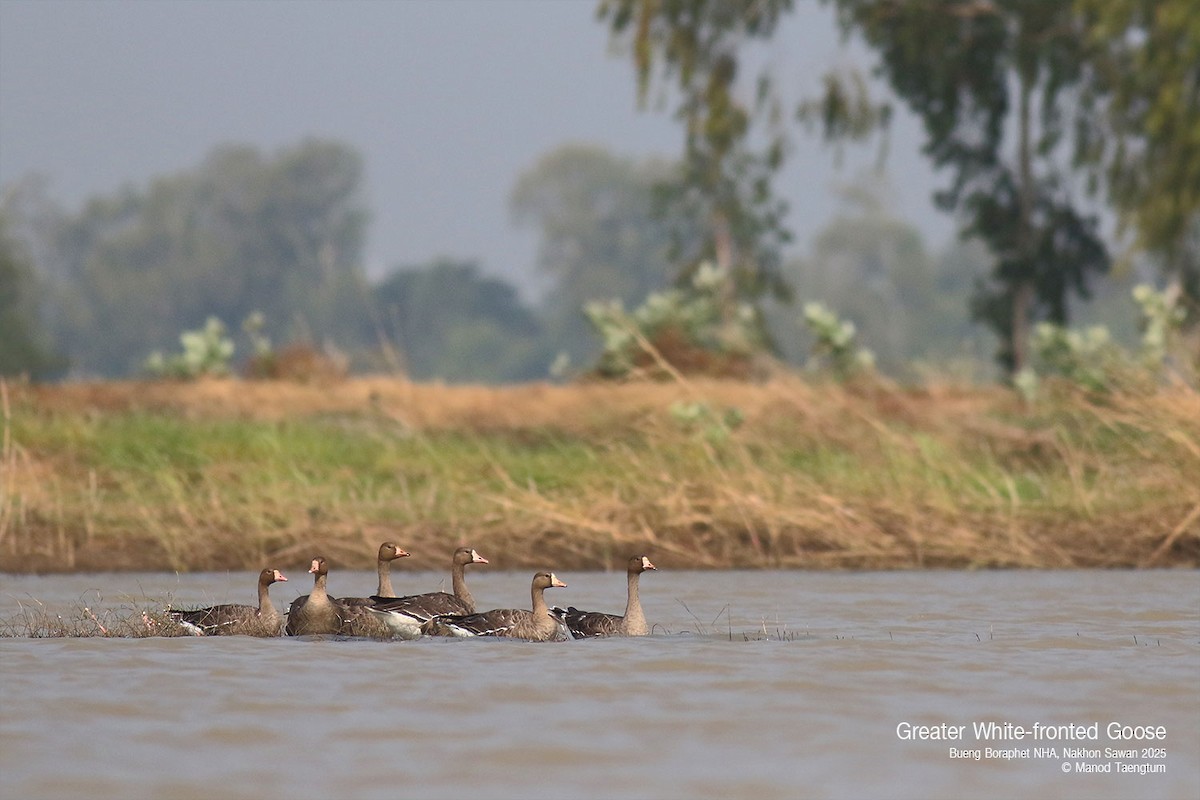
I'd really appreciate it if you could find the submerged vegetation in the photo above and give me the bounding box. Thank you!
[0,595,197,638]
[2,373,1197,575]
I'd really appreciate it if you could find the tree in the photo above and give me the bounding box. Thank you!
[830,0,1111,374]
[26,139,370,376]
[510,144,678,365]
[370,259,551,383]
[1075,0,1199,320]
[0,216,66,378]
[765,176,992,378]
[598,0,795,320]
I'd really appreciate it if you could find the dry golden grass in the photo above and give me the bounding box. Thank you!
[3,374,1198,573]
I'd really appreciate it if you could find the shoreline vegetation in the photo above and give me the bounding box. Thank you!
[1,375,1198,576]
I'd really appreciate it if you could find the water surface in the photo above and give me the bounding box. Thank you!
[1,569,1197,800]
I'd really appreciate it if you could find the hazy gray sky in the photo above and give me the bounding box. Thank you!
[1,0,952,295]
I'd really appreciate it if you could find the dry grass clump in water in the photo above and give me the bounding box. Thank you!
[0,597,196,638]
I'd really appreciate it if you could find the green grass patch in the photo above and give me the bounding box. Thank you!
[3,378,1197,571]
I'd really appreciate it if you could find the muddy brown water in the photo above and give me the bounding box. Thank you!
[1,569,1197,800]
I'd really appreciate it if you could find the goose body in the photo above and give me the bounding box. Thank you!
[366,547,488,639]
[285,557,354,636]
[422,571,567,642]
[558,555,656,638]
[167,568,287,636]
[331,542,410,637]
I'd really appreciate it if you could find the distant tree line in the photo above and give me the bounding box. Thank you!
[3,0,1193,383]
[0,216,66,378]
[0,140,679,382]
[0,136,1152,384]
[3,140,369,378]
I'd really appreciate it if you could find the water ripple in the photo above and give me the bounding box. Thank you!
[1,570,1197,800]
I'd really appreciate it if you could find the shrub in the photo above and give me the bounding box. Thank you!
[1029,322,1123,394]
[1021,284,1189,398]
[144,317,235,379]
[801,301,876,379]
[584,262,765,379]
[247,342,347,384]
[1133,284,1189,370]
[240,311,276,378]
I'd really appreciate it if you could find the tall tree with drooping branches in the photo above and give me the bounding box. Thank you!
[830,0,1111,374]
[598,0,795,327]
[1075,0,1199,326]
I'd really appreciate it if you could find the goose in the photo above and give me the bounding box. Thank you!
[166,568,288,636]
[557,555,656,638]
[365,546,489,639]
[368,541,411,599]
[327,542,411,637]
[285,557,353,636]
[421,571,567,642]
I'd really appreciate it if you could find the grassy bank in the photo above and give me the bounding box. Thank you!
[1,375,1197,573]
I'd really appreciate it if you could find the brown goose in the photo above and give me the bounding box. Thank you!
[421,571,567,642]
[365,546,489,639]
[371,541,411,598]
[167,568,288,636]
[558,555,656,638]
[285,557,353,636]
[327,542,412,637]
